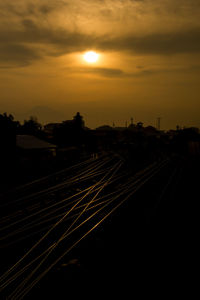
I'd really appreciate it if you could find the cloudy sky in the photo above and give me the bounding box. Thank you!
[0,0,200,129]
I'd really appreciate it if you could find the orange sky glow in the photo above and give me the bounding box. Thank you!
[0,0,200,129]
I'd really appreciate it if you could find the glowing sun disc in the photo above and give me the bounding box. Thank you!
[83,51,99,63]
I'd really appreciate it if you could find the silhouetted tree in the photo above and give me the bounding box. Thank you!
[21,116,42,136]
[0,112,18,145]
[0,112,18,183]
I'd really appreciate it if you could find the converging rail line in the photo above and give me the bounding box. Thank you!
[0,154,181,299]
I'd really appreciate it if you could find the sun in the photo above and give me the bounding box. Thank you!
[83,51,99,63]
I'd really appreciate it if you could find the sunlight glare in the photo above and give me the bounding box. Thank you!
[83,51,99,63]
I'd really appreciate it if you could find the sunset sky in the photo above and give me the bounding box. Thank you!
[0,0,200,129]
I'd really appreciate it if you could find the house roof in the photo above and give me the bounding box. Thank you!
[16,135,57,150]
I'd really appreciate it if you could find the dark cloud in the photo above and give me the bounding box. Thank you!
[75,63,200,78]
[73,67,125,77]
[39,5,54,15]
[0,1,68,17]
[0,22,96,66]
[1,13,200,67]
[79,66,171,78]
[0,0,200,68]
[22,18,37,30]
[67,66,168,78]
[0,43,41,68]
[0,21,92,49]
[99,28,200,55]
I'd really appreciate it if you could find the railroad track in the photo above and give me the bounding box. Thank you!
[0,154,179,299]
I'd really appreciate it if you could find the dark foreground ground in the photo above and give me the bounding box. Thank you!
[24,156,199,299]
[0,155,199,299]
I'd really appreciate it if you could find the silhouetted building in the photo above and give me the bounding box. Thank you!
[128,123,136,130]
[16,135,57,159]
[44,123,62,137]
[114,126,127,131]
[53,113,86,147]
[96,125,113,131]
[136,122,143,129]
[144,126,158,136]
[73,112,85,129]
